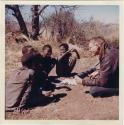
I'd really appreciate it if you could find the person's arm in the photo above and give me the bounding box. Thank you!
[83,56,112,86]
[58,50,71,62]
[70,49,80,59]
[88,71,99,79]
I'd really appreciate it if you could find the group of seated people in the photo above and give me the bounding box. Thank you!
[5,36,119,112]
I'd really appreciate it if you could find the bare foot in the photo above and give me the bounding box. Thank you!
[13,107,30,115]
[42,91,53,97]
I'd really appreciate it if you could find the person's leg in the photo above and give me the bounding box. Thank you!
[56,60,64,76]
[41,80,56,92]
[6,81,33,111]
[90,86,119,97]
[56,61,71,77]
[68,55,77,73]
[18,83,32,109]
[19,70,47,109]
[56,52,77,77]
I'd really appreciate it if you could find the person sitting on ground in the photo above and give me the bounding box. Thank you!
[5,46,49,112]
[41,44,56,75]
[56,43,80,77]
[73,36,119,97]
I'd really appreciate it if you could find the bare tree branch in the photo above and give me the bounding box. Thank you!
[6,5,29,36]
[39,15,48,35]
[12,12,16,17]
[54,5,58,16]
[6,5,15,11]
[60,5,77,9]
[38,5,49,15]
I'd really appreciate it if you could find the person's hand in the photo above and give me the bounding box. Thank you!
[88,71,99,79]
[70,48,76,52]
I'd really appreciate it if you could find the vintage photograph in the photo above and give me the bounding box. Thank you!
[5,5,119,120]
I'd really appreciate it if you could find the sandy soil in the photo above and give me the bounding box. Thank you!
[5,58,119,120]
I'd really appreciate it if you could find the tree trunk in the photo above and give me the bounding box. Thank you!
[6,5,29,37]
[31,5,39,40]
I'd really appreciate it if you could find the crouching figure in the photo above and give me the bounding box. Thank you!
[5,46,47,111]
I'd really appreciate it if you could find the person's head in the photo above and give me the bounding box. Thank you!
[89,36,106,56]
[21,53,43,70]
[42,44,52,57]
[59,43,69,55]
[22,45,35,55]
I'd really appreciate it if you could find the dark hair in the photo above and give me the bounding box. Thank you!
[21,54,34,68]
[59,43,69,51]
[22,45,33,55]
[42,44,52,53]
[21,53,42,69]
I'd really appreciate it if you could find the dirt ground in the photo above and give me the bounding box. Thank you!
[5,57,119,120]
